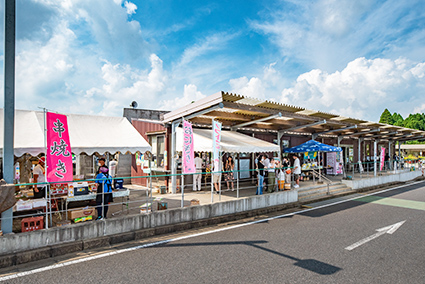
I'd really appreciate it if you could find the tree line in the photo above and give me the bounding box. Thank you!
[379,109,425,144]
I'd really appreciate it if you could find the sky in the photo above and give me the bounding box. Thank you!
[1,0,425,122]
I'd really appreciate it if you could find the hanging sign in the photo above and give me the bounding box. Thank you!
[304,151,317,159]
[380,148,386,171]
[212,119,222,173]
[182,119,195,174]
[46,112,73,183]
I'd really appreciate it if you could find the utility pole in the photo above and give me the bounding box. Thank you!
[1,0,16,234]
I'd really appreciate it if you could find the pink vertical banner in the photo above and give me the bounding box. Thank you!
[46,112,73,183]
[182,119,195,174]
[212,120,222,173]
[380,148,386,171]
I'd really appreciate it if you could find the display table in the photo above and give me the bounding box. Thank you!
[61,189,130,219]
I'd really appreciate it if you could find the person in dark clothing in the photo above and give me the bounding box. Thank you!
[96,157,108,174]
[256,154,265,195]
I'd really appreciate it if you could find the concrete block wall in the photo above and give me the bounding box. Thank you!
[0,190,298,255]
[341,170,423,190]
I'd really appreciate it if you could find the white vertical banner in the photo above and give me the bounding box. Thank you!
[212,119,222,173]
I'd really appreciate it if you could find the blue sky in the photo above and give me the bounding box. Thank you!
[1,0,425,121]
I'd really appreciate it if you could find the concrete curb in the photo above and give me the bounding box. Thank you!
[0,201,300,269]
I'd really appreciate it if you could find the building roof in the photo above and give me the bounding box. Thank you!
[0,109,152,157]
[163,91,425,142]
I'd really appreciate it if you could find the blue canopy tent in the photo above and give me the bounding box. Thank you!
[283,140,342,153]
[283,140,343,182]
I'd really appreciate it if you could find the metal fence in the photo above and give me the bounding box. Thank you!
[1,167,296,234]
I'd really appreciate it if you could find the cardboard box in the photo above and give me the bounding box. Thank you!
[16,199,33,211]
[32,198,47,208]
[68,207,95,220]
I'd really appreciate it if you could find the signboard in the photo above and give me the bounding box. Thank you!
[304,151,317,160]
[212,119,222,173]
[380,148,386,171]
[46,112,73,183]
[182,119,195,174]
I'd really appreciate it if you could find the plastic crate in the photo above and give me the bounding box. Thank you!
[21,216,44,232]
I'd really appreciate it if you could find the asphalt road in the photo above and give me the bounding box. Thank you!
[2,181,425,284]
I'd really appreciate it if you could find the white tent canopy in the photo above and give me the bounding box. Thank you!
[176,127,279,153]
[0,109,151,157]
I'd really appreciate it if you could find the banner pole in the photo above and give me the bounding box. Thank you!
[43,108,50,229]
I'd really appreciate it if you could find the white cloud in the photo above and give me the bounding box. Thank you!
[159,84,206,111]
[124,1,137,15]
[281,57,425,120]
[177,32,239,67]
[251,0,425,73]
[228,62,282,100]
[92,54,168,115]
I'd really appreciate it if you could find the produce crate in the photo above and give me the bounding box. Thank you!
[21,216,44,232]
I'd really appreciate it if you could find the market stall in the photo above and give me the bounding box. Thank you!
[0,109,151,230]
[175,127,280,192]
[283,140,343,181]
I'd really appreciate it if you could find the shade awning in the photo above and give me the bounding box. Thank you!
[0,109,151,156]
[283,140,342,153]
[176,127,279,153]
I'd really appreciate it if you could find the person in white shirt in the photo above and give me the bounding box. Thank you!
[267,157,276,193]
[33,156,46,198]
[263,155,270,191]
[292,154,301,188]
[193,153,203,191]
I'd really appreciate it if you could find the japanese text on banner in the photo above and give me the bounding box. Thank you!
[212,120,222,173]
[182,120,195,174]
[46,112,73,183]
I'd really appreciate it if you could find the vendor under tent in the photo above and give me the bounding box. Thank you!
[1,109,152,230]
[0,109,152,157]
[283,140,343,182]
[176,127,280,153]
[175,127,280,198]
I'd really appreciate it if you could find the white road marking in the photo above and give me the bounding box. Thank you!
[345,220,405,251]
[1,180,423,282]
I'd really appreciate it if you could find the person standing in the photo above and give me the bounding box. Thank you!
[267,157,276,193]
[256,155,265,195]
[212,159,222,194]
[33,156,47,199]
[263,155,270,191]
[193,153,203,191]
[97,157,108,174]
[292,154,301,188]
[224,156,235,191]
[95,167,113,220]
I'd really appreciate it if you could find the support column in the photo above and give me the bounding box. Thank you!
[1,0,16,234]
[337,136,343,148]
[388,141,392,170]
[278,131,284,163]
[374,140,377,177]
[358,138,362,173]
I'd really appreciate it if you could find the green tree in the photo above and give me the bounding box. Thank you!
[379,108,394,124]
[403,113,425,130]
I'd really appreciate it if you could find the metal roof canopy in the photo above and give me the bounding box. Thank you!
[162,91,425,141]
